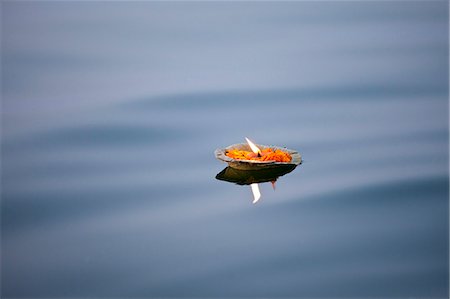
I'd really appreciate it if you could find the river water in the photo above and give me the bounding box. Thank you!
[2,2,449,297]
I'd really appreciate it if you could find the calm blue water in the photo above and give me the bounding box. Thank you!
[2,2,449,298]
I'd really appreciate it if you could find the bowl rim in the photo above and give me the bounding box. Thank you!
[215,143,302,166]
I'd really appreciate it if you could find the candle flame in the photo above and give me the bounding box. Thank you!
[251,183,261,204]
[245,137,261,155]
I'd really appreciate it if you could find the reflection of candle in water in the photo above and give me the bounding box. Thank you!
[251,183,261,204]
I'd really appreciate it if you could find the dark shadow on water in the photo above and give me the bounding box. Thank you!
[216,165,297,185]
[215,164,301,204]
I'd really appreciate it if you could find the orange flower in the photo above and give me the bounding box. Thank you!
[226,148,291,162]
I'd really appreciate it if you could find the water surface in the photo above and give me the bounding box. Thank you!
[2,2,449,298]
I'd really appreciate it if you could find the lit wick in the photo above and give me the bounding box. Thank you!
[245,137,262,157]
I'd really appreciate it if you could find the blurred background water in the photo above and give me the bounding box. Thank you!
[1,1,449,298]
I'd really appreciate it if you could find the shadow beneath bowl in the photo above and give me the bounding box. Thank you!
[215,164,297,185]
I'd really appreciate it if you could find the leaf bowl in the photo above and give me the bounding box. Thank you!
[214,143,302,170]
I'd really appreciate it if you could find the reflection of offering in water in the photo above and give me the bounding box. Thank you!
[215,137,301,170]
[215,165,297,185]
[215,165,298,204]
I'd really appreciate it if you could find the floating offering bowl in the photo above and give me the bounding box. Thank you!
[215,142,301,170]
